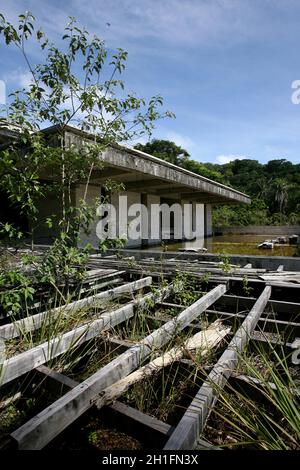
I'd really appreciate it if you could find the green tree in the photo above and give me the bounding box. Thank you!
[265,159,293,177]
[211,158,300,228]
[273,178,290,216]
[135,139,189,166]
[0,12,173,230]
[134,140,300,228]
[183,159,228,184]
[0,11,173,292]
[134,139,228,183]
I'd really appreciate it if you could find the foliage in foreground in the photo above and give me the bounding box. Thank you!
[207,342,300,450]
[0,10,173,310]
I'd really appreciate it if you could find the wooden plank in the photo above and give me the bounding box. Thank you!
[250,331,293,349]
[34,366,174,436]
[164,285,271,450]
[230,372,300,397]
[230,372,277,391]
[11,283,227,449]
[262,275,300,284]
[266,280,300,288]
[260,298,300,315]
[83,268,120,280]
[0,392,22,410]
[108,401,174,437]
[35,365,78,389]
[0,281,159,386]
[101,321,230,405]
[216,294,300,315]
[0,304,134,386]
[209,276,266,284]
[196,438,222,450]
[102,336,135,350]
[68,269,124,287]
[243,263,252,269]
[256,316,300,330]
[0,277,152,340]
[79,277,122,295]
[100,260,266,276]
[205,309,300,330]
[159,301,186,309]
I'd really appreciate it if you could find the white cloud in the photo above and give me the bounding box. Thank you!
[72,0,265,48]
[1,0,293,73]
[5,70,33,89]
[165,131,194,150]
[0,80,6,104]
[0,0,274,53]
[216,154,247,164]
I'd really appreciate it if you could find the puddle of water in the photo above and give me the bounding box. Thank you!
[205,234,296,257]
[144,234,297,257]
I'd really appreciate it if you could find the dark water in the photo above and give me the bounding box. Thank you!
[146,234,297,257]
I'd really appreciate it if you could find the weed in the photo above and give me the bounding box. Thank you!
[201,272,211,284]
[242,275,254,297]
[219,253,235,274]
[205,341,300,449]
[88,431,98,445]
[0,270,35,316]
[173,272,200,306]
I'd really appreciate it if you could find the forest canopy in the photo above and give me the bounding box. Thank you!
[134,140,300,227]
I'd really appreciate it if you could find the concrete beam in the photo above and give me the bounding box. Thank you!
[156,192,235,204]
[90,167,131,179]
[39,125,250,205]
[98,146,251,205]
[155,187,200,196]
[124,179,179,191]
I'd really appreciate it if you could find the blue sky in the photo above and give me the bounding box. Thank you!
[1,0,300,165]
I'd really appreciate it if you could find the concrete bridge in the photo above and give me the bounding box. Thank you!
[0,124,251,248]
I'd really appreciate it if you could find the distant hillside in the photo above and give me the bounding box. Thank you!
[135,140,300,227]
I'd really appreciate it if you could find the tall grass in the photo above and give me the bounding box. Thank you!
[205,339,300,449]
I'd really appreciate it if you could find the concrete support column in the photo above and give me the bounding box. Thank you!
[204,204,213,238]
[181,199,192,240]
[193,201,205,238]
[111,191,142,248]
[76,184,101,248]
[142,194,161,246]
